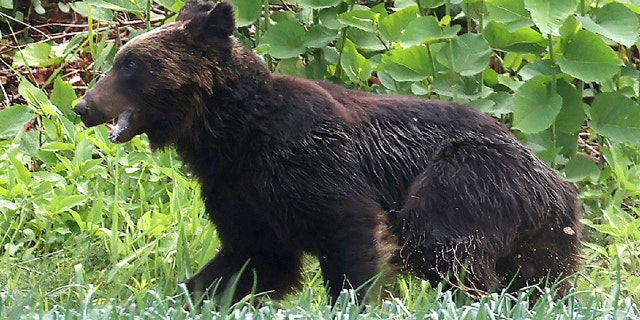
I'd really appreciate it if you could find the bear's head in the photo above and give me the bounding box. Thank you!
[74,0,236,147]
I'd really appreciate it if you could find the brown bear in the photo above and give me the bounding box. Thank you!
[74,0,582,304]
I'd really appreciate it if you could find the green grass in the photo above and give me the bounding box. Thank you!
[2,279,639,319]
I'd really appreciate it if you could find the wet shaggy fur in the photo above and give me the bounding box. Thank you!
[75,0,582,304]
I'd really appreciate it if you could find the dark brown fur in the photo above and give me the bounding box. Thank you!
[74,0,582,304]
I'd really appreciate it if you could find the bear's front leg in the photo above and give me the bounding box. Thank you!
[184,247,303,304]
[316,201,397,304]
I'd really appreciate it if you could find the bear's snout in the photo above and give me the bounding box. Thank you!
[73,98,111,128]
[74,99,90,116]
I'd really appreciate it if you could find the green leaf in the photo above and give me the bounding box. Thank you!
[71,2,114,21]
[11,42,64,68]
[518,59,560,80]
[85,0,141,12]
[54,195,87,213]
[18,80,61,116]
[590,92,640,144]
[485,0,533,31]
[0,105,34,139]
[554,80,586,134]
[563,155,600,183]
[228,0,262,27]
[318,5,348,30]
[19,131,40,156]
[436,34,491,76]
[431,74,485,100]
[483,21,545,53]
[0,0,12,9]
[294,0,342,9]
[576,2,639,47]
[557,30,622,82]
[337,9,378,32]
[347,28,387,51]
[154,0,182,12]
[470,91,514,115]
[340,38,371,83]
[378,5,419,42]
[381,46,433,81]
[261,20,306,59]
[0,200,18,211]
[513,77,562,133]
[41,142,76,151]
[399,16,460,47]
[524,0,575,35]
[9,154,31,184]
[50,77,78,119]
[304,25,339,49]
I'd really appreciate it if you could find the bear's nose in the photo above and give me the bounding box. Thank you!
[74,99,89,115]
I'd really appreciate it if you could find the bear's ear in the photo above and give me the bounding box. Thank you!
[176,0,214,22]
[182,1,235,41]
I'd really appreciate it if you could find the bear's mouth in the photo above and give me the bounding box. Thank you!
[105,110,134,143]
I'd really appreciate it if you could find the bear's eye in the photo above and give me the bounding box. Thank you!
[123,59,137,72]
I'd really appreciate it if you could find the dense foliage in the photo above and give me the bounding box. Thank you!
[1,0,640,318]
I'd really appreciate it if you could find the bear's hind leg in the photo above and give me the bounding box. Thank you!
[496,220,582,297]
[397,140,579,296]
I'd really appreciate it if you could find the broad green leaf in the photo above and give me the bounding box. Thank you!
[154,0,182,12]
[81,0,141,12]
[436,34,491,76]
[71,2,114,21]
[590,92,640,144]
[378,5,419,42]
[0,105,34,139]
[294,0,342,9]
[483,21,545,53]
[274,58,306,77]
[347,28,387,51]
[337,9,378,32]
[554,80,586,134]
[9,154,31,184]
[53,195,88,213]
[340,38,371,83]
[559,14,580,40]
[518,59,561,80]
[513,77,562,133]
[228,0,262,27]
[554,81,586,156]
[576,2,639,47]
[0,0,12,9]
[304,25,339,48]
[261,20,306,59]
[318,5,348,30]
[0,200,17,211]
[19,131,40,156]
[563,155,600,182]
[431,74,486,100]
[50,77,78,119]
[469,91,513,115]
[381,46,433,81]
[399,16,460,47]
[18,80,61,116]
[11,42,63,68]
[557,30,622,82]
[75,136,94,163]
[524,0,575,35]
[485,0,533,31]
